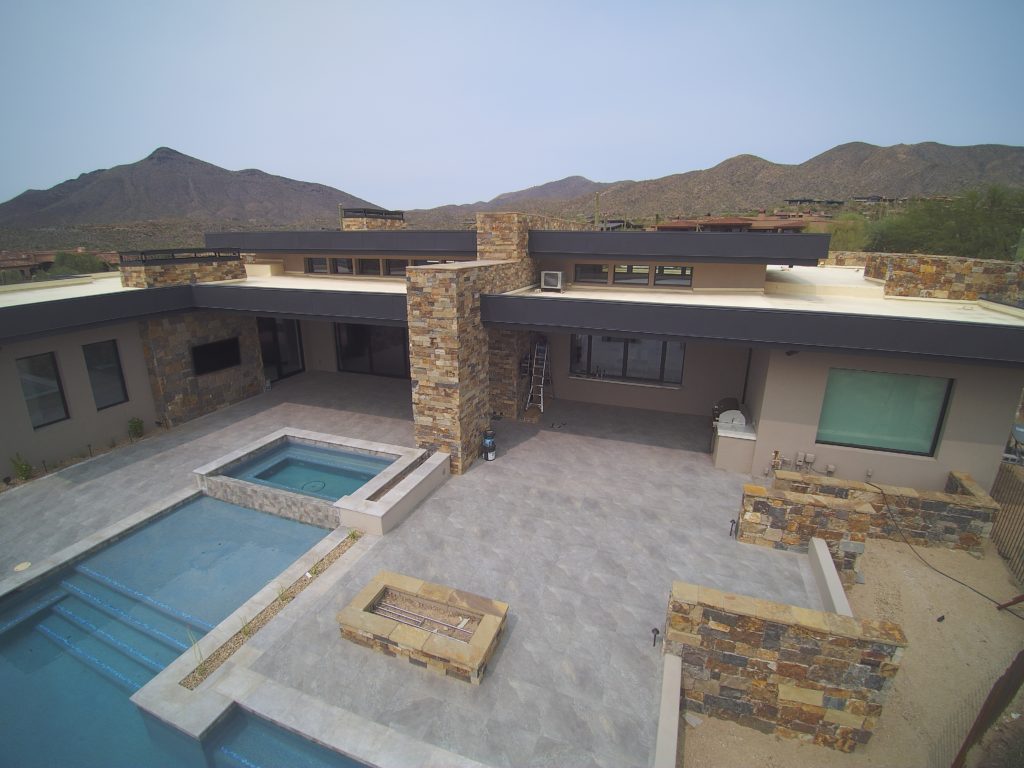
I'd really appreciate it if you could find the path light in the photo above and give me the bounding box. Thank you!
[651,627,660,647]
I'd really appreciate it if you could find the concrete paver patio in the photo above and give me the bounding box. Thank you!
[0,371,820,767]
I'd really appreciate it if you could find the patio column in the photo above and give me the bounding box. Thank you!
[407,212,592,473]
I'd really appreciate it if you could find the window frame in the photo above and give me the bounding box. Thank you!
[16,351,70,429]
[569,333,685,386]
[304,257,328,274]
[82,339,129,411]
[815,368,953,457]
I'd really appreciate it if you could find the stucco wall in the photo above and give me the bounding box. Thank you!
[0,322,158,468]
[744,347,771,427]
[548,334,749,416]
[299,320,337,372]
[751,349,1024,490]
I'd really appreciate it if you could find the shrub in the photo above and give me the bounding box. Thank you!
[128,417,144,440]
[10,454,33,481]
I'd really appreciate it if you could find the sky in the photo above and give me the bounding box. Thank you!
[1,0,1022,210]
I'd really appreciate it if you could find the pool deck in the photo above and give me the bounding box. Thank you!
[0,371,820,768]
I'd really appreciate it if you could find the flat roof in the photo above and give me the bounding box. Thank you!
[205,230,477,255]
[528,230,829,265]
[506,266,1024,328]
[0,273,137,308]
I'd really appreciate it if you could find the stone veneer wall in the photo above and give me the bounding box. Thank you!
[406,212,591,473]
[819,251,870,267]
[740,471,999,582]
[862,252,1023,306]
[665,581,906,752]
[138,311,264,426]
[341,216,406,231]
[120,260,245,288]
[487,329,533,419]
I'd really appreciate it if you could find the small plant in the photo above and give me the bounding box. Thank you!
[127,417,144,440]
[10,454,33,482]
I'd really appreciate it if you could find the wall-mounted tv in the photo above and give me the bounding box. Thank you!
[191,337,241,375]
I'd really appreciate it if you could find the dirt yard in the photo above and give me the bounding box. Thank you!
[682,539,1024,768]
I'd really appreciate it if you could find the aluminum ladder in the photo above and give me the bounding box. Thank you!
[525,340,549,413]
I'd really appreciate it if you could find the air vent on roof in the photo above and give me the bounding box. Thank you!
[541,271,564,292]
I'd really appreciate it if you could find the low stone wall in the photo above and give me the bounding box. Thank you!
[665,580,906,752]
[863,252,1023,306]
[120,260,245,288]
[740,484,867,586]
[820,251,869,267]
[741,471,998,578]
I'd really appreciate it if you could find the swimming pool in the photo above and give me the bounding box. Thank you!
[226,442,394,501]
[0,495,362,767]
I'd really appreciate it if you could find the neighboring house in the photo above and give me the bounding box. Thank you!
[1,209,1022,491]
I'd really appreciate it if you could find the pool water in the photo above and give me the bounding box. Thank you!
[0,495,362,767]
[226,442,393,501]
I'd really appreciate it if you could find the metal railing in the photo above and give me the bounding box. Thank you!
[991,461,1024,584]
[118,249,241,266]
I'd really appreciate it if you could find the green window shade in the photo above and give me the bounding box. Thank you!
[816,369,951,455]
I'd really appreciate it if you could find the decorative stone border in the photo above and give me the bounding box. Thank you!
[193,429,449,534]
[338,571,508,684]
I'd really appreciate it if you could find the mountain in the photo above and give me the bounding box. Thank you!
[406,142,1024,227]
[0,148,376,249]
[3,142,1023,250]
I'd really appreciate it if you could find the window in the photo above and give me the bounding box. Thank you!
[357,259,382,276]
[816,369,952,455]
[330,258,353,275]
[305,257,328,274]
[16,352,69,428]
[191,337,241,375]
[613,264,650,285]
[654,265,693,287]
[386,259,408,276]
[82,340,128,410]
[569,334,684,385]
[574,264,609,284]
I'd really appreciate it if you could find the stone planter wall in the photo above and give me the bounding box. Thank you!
[862,252,1023,306]
[740,471,999,581]
[665,580,906,752]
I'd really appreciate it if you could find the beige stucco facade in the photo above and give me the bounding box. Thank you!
[746,349,1024,490]
[0,322,158,468]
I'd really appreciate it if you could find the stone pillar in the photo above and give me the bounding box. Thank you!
[407,212,592,473]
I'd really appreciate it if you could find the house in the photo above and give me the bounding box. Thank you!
[1,209,1022,491]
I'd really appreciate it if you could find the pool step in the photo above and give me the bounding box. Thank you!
[208,712,362,768]
[59,573,195,653]
[0,589,66,638]
[35,614,153,693]
[52,599,179,672]
[73,564,215,634]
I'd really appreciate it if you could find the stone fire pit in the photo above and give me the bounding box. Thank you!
[337,571,508,684]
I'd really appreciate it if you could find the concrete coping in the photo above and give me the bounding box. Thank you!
[668,580,906,647]
[0,486,201,601]
[808,538,853,617]
[407,258,518,272]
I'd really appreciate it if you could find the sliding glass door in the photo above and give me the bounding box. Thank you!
[334,323,410,378]
[258,318,305,382]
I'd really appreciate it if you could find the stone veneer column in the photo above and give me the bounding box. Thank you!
[120,260,245,288]
[407,213,592,473]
